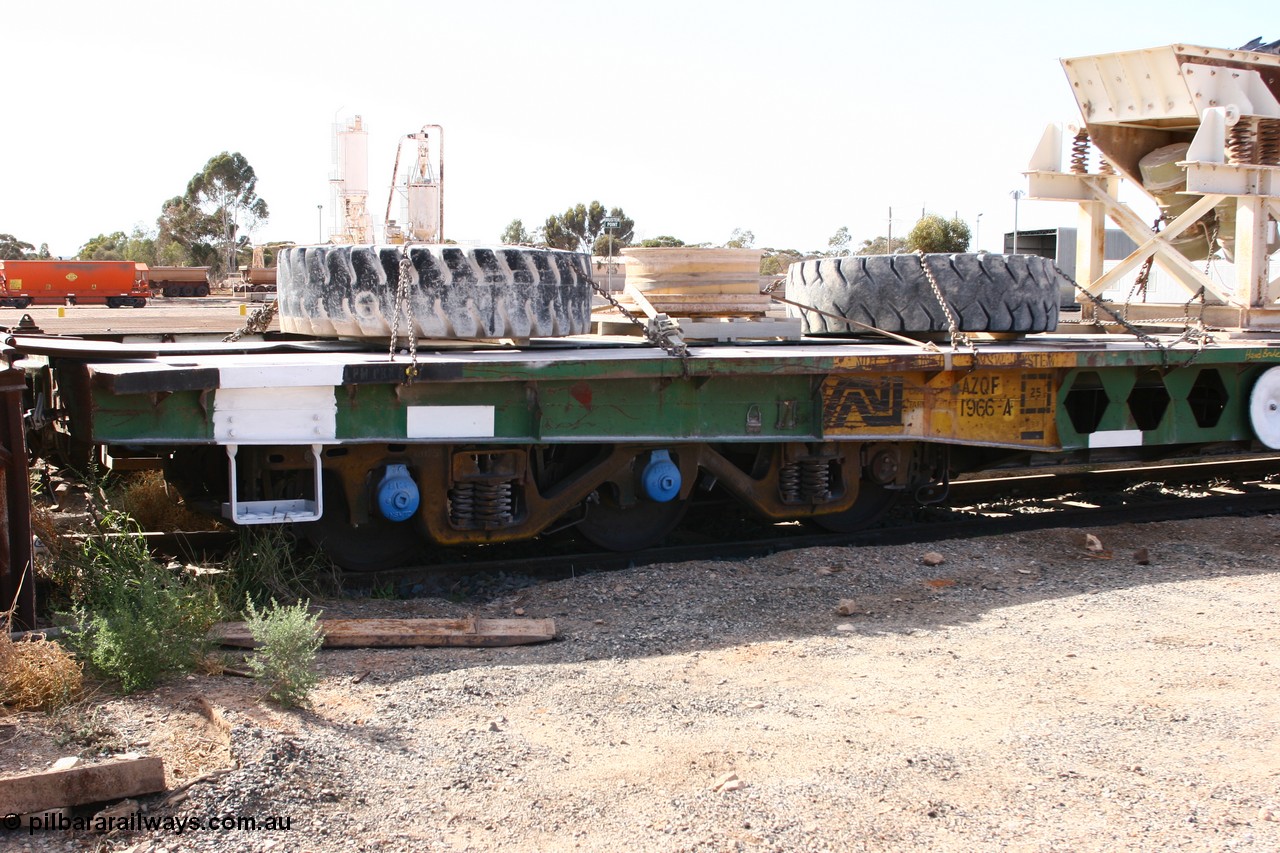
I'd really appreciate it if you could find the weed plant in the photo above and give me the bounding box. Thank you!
[48,695,124,750]
[33,465,339,700]
[243,597,324,707]
[218,527,339,611]
[62,510,220,693]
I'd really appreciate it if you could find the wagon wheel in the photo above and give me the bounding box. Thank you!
[575,490,689,552]
[299,478,425,572]
[808,481,899,533]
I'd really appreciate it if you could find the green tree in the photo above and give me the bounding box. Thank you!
[501,219,533,245]
[856,235,908,255]
[638,235,686,248]
[78,231,129,260]
[157,196,219,267]
[185,152,269,275]
[0,234,35,260]
[760,247,807,276]
[77,228,158,265]
[725,228,755,249]
[542,201,635,255]
[34,243,51,259]
[906,214,971,253]
[827,226,851,256]
[124,229,158,266]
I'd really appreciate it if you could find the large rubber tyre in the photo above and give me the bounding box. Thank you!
[785,253,1064,335]
[276,244,593,339]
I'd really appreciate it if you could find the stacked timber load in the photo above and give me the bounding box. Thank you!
[593,247,801,342]
[601,247,769,319]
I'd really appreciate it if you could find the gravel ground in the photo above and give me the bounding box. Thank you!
[3,514,1279,852]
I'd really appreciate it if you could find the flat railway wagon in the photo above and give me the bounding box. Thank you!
[13,41,1280,571]
[13,241,1280,571]
[0,259,149,308]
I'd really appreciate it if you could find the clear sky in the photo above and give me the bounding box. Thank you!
[2,1,1272,259]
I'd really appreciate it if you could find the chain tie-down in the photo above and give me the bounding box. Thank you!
[388,255,420,383]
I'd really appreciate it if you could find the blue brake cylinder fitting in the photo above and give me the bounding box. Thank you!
[376,464,420,522]
[640,450,681,503]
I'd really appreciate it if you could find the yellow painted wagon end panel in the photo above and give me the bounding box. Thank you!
[822,369,1061,449]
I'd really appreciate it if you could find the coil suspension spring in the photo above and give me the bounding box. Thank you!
[1258,119,1280,166]
[1227,120,1256,165]
[448,480,516,529]
[474,481,514,527]
[1069,129,1091,174]
[449,482,474,527]
[779,463,801,503]
[800,458,831,503]
[778,458,833,504]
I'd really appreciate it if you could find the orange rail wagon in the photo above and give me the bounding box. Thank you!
[0,260,149,308]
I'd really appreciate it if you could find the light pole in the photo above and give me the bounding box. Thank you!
[975,213,983,252]
[317,205,323,243]
[1010,190,1025,254]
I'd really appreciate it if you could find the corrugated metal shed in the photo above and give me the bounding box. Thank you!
[1003,228,1137,270]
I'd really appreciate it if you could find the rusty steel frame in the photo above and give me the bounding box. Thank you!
[0,349,35,630]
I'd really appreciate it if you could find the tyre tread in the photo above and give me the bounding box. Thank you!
[784,253,1062,335]
[277,244,592,339]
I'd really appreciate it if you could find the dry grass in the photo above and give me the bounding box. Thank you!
[29,500,62,562]
[0,617,83,712]
[111,470,223,533]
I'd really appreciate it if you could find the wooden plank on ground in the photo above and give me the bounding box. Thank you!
[209,617,557,649]
[0,756,165,816]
